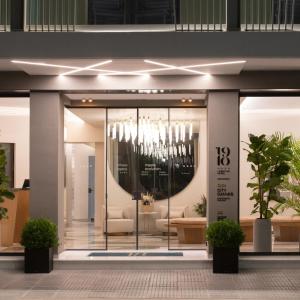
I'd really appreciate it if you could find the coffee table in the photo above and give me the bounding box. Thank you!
[167,218,207,244]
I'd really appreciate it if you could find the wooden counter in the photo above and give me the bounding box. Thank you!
[0,189,30,247]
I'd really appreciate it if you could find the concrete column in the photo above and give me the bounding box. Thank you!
[30,92,64,252]
[227,0,241,31]
[207,91,239,224]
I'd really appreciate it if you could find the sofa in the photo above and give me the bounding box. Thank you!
[155,206,189,233]
[103,206,134,234]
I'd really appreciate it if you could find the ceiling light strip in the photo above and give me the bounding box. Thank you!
[183,60,247,69]
[144,60,209,75]
[11,60,79,70]
[60,60,112,76]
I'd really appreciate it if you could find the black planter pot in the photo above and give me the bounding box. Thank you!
[213,247,239,274]
[24,248,53,273]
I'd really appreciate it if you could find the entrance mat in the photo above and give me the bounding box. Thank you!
[88,252,183,257]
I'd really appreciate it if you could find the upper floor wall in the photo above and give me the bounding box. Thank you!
[1,0,299,33]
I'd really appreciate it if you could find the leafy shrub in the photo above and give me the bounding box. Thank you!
[0,146,15,220]
[206,219,245,248]
[21,218,59,249]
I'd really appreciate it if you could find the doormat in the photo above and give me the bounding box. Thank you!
[88,252,183,257]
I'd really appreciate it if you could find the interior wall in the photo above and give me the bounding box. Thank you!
[64,108,105,225]
[0,98,29,188]
[240,97,300,217]
[71,143,95,220]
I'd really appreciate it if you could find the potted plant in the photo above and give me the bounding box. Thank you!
[206,219,244,273]
[280,139,300,215]
[0,146,15,246]
[21,218,59,273]
[194,195,207,217]
[245,133,292,252]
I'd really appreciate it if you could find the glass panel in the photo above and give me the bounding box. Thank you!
[0,97,30,253]
[64,108,106,250]
[137,108,169,250]
[106,108,138,250]
[240,97,300,253]
[88,0,176,25]
[169,108,207,250]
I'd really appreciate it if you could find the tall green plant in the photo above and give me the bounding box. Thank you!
[280,140,300,215]
[244,133,293,219]
[0,146,15,220]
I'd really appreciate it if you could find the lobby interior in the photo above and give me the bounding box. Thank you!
[0,91,300,255]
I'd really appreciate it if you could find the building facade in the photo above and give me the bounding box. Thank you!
[0,0,300,255]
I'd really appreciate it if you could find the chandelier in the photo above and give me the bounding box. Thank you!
[107,116,194,161]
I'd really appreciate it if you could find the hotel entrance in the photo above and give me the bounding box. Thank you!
[63,97,207,251]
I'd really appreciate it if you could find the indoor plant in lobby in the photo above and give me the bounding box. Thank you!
[206,219,244,273]
[0,146,15,247]
[21,218,59,273]
[245,133,292,252]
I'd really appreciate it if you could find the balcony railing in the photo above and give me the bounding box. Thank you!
[1,0,299,32]
[176,0,226,31]
[241,0,297,31]
[0,0,10,31]
[24,0,226,32]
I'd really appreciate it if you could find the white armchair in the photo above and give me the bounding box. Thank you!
[103,206,134,234]
[155,206,189,233]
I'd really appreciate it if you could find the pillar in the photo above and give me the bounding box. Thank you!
[207,91,239,224]
[30,92,65,252]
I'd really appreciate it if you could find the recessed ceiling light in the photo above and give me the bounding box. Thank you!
[81,99,87,103]
[181,99,187,103]
[160,90,165,93]
[188,98,193,103]
[88,99,93,103]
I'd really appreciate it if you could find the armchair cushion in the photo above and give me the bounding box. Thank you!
[107,209,123,219]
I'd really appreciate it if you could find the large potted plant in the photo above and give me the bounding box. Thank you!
[206,219,244,273]
[280,139,300,215]
[245,133,292,252]
[0,146,15,246]
[21,218,59,273]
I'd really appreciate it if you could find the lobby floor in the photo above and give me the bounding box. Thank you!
[0,268,299,299]
[64,221,206,250]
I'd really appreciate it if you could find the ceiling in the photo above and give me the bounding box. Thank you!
[0,58,246,75]
[68,107,206,128]
[65,92,207,101]
[2,58,300,76]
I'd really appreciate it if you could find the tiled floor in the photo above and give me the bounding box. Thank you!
[0,268,299,299]
[64,221,206,251]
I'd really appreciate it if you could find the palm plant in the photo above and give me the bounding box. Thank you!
[0,146,15,220]
[244,133,293,219]
[280,139,300,215]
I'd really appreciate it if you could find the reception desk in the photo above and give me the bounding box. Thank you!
[0,189,29,247]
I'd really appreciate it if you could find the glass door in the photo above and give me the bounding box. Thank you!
[137,108,169,250]
[105,107,207,251]
[106,108,138,250]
